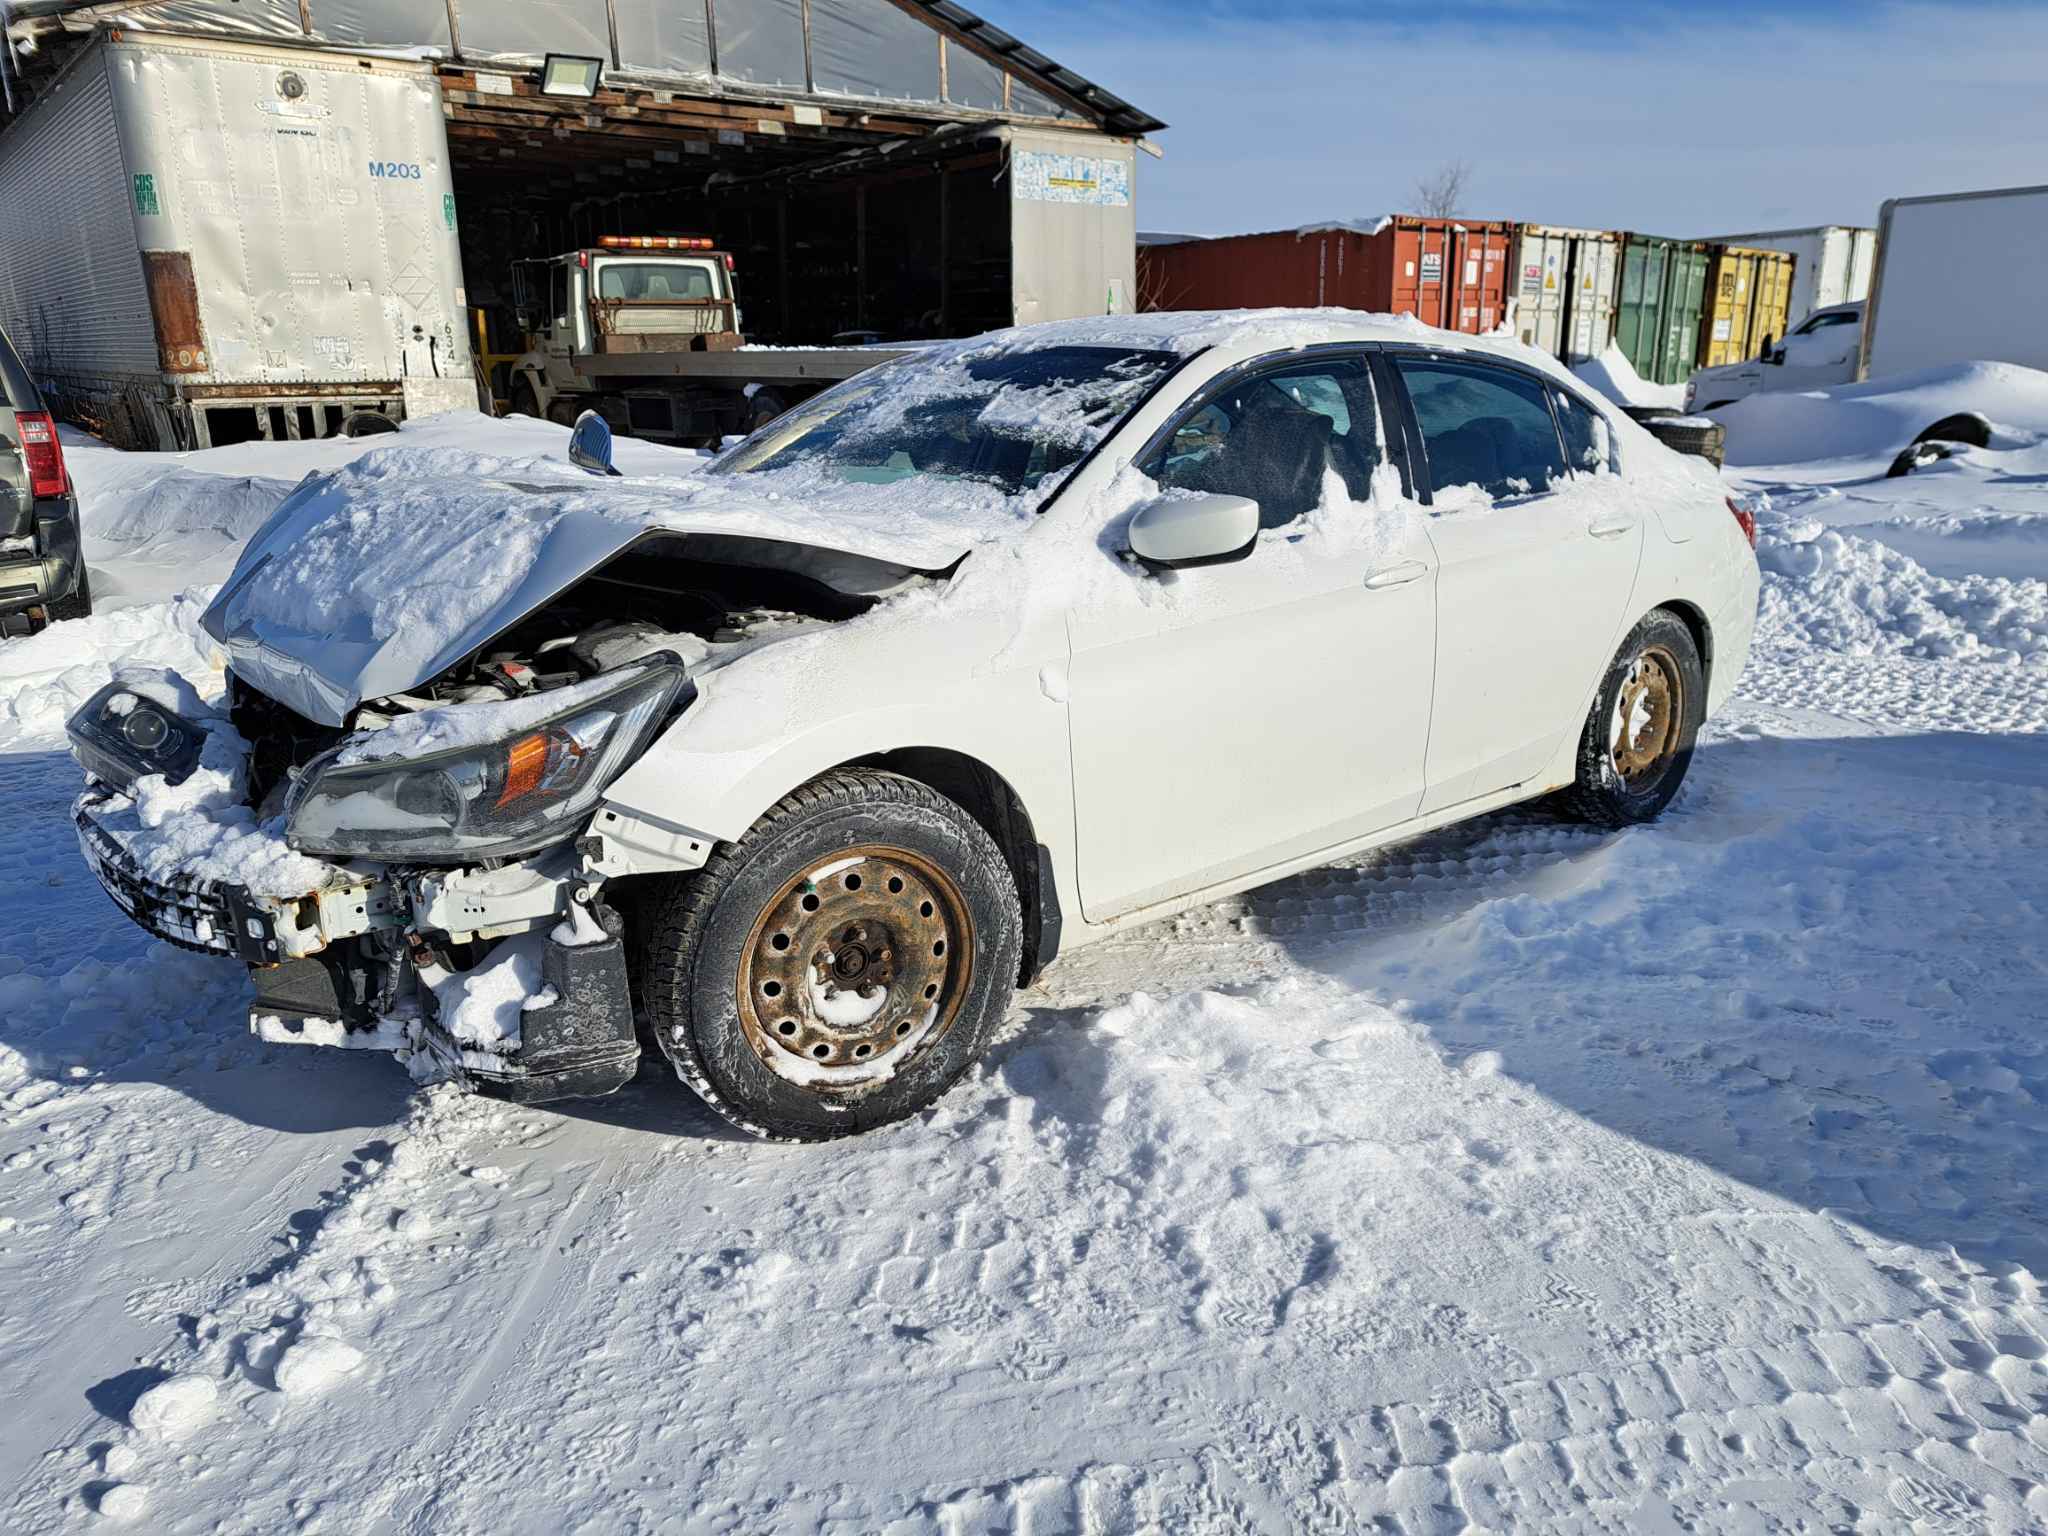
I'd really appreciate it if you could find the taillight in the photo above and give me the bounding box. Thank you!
[1725,495,1756,549]
[14,412,69,499]
[723,253,735,272]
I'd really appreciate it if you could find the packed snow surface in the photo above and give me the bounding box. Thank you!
[4,398,2048,1532]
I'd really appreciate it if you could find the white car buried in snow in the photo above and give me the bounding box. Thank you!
[66,312,1759,1140]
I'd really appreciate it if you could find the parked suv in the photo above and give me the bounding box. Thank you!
[0,326,89,634]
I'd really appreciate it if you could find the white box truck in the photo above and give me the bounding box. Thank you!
[1698,225,1876,329]
[1861,184,2048,381]
[0,28,475,449]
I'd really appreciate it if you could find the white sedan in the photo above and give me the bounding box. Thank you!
[67,311,1758,1139]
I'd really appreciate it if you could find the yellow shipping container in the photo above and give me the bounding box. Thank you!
[1699,245,1797,368]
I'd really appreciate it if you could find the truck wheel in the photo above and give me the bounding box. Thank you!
[747,389,788,433]
[508,380,540,419]
[1559,609,1705,829]
[643,770,1022,1141]
[1635,413,1726,467]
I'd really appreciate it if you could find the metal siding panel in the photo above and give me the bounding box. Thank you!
[0,48,160,385]
[1566,233,1619,360]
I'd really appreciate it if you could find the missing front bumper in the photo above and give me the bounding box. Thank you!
[252,917,641,1104]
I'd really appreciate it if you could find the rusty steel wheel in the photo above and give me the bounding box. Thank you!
[1563,609,1705,829]
[735,847,974,1090]
[1608,643,1685,791]
[644,768,1023,1141]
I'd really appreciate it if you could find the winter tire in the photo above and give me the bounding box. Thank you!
[1635,413,1726,467]
[644,769,1022,1141]
[1560,609,1705,828]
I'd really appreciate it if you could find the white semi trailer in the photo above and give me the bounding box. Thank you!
[1861,184,2048,381]
[0,28,475,449]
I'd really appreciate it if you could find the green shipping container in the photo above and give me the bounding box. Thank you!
[1615,236,1711,386]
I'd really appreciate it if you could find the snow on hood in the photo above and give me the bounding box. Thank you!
[199,442,1020,726]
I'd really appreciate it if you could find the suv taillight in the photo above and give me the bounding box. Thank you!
[15,412,69,499]
[1725,495,1756,549]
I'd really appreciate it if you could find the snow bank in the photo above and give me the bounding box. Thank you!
[273,1334,365,1396]
[1713,360,2048,467]
[1571,343,1685,411]
[1757,517,2047,666]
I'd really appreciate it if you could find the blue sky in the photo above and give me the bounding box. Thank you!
[995,1,2048,238]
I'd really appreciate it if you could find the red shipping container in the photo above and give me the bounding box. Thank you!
[1138,215,1517,335]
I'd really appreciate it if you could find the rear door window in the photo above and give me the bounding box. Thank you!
[1551,387,1613,476]
[1395,357,1568,502]
[1141,355,1384,530]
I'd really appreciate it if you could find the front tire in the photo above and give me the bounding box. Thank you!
[643,770,1022,1141]
[1560,609,1705,828]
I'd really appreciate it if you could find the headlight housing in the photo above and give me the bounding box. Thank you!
[67,681,209,790]
[286,663,687,862]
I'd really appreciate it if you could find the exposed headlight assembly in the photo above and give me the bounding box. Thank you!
[66,682,209,790]
[286,663,687,862]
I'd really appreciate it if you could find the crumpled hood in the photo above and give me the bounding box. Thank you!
[202,446,1011,725]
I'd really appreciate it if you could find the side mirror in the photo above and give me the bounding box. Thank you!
[567,410,621,477]
[1126,492,1260,570]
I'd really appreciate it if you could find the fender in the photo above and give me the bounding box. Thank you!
[594,603,1080,907]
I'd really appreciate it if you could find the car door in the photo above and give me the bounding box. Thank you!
[1064,350,1439,922]
[1388,353,1644,815]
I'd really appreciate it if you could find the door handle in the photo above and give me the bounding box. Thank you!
[1363,559,1430,589]
[1587,515,1638,539]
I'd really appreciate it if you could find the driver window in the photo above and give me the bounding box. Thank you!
[1140,357,1383,530]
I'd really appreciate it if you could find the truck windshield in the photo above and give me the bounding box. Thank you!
[596,261,720,301]
[709,343,1179,496]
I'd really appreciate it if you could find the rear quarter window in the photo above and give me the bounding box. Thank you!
[0,329,42,413]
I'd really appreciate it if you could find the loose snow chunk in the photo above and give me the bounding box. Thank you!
[128,1374,218,1441]
[96,1484,149,1522]
[432,935,545,1050]
[273,1335,365,1396]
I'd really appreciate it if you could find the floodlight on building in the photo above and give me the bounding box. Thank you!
[540,53,603,99]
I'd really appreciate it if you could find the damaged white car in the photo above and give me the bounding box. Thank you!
[68,312,1759,1140]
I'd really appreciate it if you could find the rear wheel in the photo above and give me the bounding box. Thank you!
[1560,610,1705,828]
[643,770,1022,1141]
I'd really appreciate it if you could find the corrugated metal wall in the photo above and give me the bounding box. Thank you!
[0,51,158,385]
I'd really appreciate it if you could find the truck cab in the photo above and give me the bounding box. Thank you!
[1685,302,1864,413]
[507,236,746,442]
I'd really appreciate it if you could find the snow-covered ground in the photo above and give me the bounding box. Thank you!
[3,403,2047,1533]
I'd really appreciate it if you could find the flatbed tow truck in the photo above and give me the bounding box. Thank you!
[503,235,907,445]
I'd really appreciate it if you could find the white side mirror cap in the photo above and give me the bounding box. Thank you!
[1127,492,1260,569]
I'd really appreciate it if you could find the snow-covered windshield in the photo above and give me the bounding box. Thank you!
[710,342,1180,496]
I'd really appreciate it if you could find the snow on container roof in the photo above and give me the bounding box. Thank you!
[4,0,1166,136]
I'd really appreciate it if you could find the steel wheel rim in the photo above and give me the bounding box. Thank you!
[736,845,975,1091]
[1610,643,1684,791]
